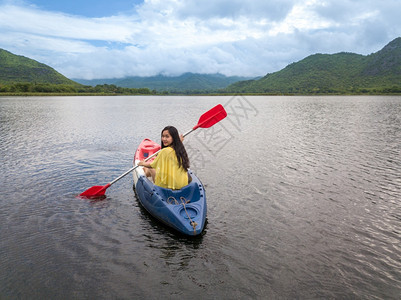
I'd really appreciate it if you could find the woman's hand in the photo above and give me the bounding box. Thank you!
[180,134,184,142]
[138,160,151,168]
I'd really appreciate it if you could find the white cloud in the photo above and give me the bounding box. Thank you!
[0,0,400,79]
[168,0,296,21]
[0,4,135,42]
[268,0,333,36]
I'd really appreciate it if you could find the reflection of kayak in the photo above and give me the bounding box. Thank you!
[133,138,207,236]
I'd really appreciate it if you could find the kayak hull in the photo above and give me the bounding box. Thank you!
[133,139,207,236]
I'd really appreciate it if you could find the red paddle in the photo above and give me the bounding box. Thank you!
[79,104,227,198]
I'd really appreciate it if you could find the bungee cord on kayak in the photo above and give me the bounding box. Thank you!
[167,196,198,235]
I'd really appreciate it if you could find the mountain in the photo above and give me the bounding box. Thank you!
[362,38,401,76]
[0,49,78,85]
[75,73,254,92]
[3,37,400,94]
[226,37,401,94]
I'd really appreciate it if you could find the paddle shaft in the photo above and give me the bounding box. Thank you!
[109,149,159,186]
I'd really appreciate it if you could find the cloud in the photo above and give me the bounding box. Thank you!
[0,0,400,79]
[169,0,296,21]
[0,4,135,42]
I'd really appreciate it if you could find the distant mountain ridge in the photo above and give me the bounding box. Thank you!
[362,38,401,76]
[74,73,255,92]
[1,37,401,94]
[226,37,401,94]
[0,49,78,85]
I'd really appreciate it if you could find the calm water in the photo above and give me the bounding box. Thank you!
[1,95,400,299]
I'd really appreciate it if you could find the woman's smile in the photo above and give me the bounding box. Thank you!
[161,130,173,146]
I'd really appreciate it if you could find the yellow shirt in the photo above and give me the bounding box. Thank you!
[150,147,188,190]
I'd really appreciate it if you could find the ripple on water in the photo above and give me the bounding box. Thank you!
[1,96,401,299]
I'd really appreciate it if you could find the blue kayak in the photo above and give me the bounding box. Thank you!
[133,139,207,236]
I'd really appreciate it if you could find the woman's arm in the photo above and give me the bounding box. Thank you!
[138,161,152,168]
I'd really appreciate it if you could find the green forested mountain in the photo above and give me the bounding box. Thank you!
[0,49,154,94]
[75,73,254,93]
[0,49,78,85]
[226,37,401,94]
[2,37,401,95]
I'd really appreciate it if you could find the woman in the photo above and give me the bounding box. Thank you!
[138,126,190,190]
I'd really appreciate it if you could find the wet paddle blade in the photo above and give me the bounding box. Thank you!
[79,183,110,198]
[194,104,227,129]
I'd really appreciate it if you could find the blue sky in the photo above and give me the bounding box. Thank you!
[23,0,144,17]
[1,0,400,79]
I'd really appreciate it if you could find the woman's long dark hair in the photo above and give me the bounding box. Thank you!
[161,126,190,170]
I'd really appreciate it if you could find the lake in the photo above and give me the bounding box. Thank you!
[1,95,400,299]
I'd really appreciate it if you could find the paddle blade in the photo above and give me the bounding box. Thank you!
[79,183,110,198]
[194,104,227,130]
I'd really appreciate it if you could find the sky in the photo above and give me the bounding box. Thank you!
[0,0,400,80]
